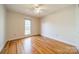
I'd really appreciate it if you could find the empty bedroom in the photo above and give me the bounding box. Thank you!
[0,4,79,54]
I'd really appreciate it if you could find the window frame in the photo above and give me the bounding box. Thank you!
[24,18,32,35]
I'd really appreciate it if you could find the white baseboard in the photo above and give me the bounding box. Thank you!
[0,34,39,52]
[41,34,79,53]
[8,34,40,41]
[0,40,7,52]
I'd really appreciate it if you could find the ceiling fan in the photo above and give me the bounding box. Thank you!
[33,4,44,14]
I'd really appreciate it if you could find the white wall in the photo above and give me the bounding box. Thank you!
[7,10,40,40]
[75,5,79,37]
[31,17,40,35]
[41,5,79,48]
[0,5,6,51]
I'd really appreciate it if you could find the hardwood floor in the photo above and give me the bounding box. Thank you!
[1,36,79,54]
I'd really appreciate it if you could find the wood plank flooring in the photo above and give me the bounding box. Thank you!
[1,36,79,54]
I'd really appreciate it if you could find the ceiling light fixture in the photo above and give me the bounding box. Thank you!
[33,4,42,14]
[34,4,40,8]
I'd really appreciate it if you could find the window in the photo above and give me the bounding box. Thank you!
[25,19,31,35]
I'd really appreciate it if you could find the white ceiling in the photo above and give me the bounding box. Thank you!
[5,4,73,18]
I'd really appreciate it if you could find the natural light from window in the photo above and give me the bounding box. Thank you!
[25,19,31,35]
